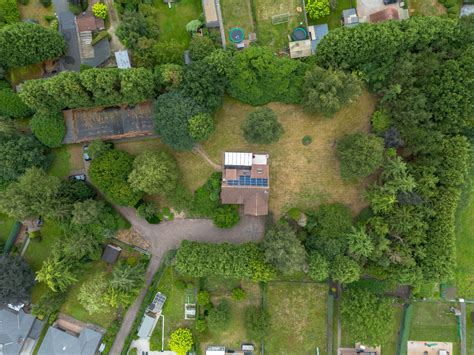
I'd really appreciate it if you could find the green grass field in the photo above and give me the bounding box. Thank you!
[0,213,16,244]
[264,282,327,354]
[153,0,201,47]
[60,261,118,329]
[455,144,474,298]
[408,302,460,352]
[253,0,305,51]
[149,267,195,351]
[312,0,355,29]
[220,0,255,45]
[24,220,63,271]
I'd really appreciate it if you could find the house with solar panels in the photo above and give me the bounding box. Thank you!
[137,292,167,340]
[221,152,270,216]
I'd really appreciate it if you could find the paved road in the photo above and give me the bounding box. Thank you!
[109,206,265,354]
[52,0,81,71]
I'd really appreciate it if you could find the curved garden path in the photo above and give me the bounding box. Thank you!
[109,206,265,354]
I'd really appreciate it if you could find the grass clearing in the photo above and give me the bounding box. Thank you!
[18,0,54,27]
[0,213,16,244]
[203,91,376,216]
[115,138,214,192]
[153,0,201,47]
[24,220,63,271]
[409,0,446,16]
[312,0,354,29]
[408,302,460,351]
[199,278,262,353]
[149,267,195,351]
[60,261,117,329]
[8,63,44,87]
[221,0,255,45]
[340,303,403,354]
[455,143,474,298]
[48,144,84,178]
[253,0,305,50]
[265,282,327,354]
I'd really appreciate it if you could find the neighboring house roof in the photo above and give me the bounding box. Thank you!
[221,152,270,216]
[342,8,359,26]
[0,307,37,355]
[75,0,105,32]
[101,244,122,264]
[289,39,312,59]
[206,346,226,355]
[115,50,131,69]
[202,0,219,27]
[308,24,329,53]
[461,4,474,16]
[137,314,157,339]
[38,327,102,355]
[62,102,155,144]
[369,7,400,22]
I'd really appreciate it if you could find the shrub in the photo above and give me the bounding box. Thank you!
[30,111,65,148]
[308,252,329,281]
[196,319,208,333]
[331,255,361,284]
[92,2,107,19]
[232,287,246,300]
[371,110,391,133]
[188,36,216,61]
[302,135,313,146]
[242,107,284,144]
[212,205,240,228]
[306,0,330,19]
[336,133,384,180]
[207,301,230,331]
[40,0,51,7]
[0,89,33,118]
[88,139,113,159]
[0,0,20,27]
[188,113,215,141]
[197,290,210,306]
[136,201,159,220]
[169,328,193,355]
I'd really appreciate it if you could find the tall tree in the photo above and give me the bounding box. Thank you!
[0,255,35,305]
[30,111,66,148]
[262,223,307,275]
[36,257,77,292]
[242,107,284,144]
[78,272,109,314]
[331,255,360,284]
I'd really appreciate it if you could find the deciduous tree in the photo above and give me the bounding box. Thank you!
[78,272,109,314]
[0,255,35,305]
[331,255,360,284]
[242,107,284,144]
[36,257,77,292]
[30,111,65,148]
[169,328,194,355]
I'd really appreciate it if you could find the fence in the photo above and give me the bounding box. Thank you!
[3,221,21,255]
[397,303,414,355]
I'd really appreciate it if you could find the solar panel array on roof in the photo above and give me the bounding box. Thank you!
[227,176,268,187]
[148,292,167,313]
[224,152,253,167]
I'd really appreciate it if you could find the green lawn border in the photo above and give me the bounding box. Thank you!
[121,250,176,355]
[3,221,21,255]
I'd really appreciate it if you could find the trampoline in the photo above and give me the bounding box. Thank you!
[292,27,308,41]
[229,28,245,43]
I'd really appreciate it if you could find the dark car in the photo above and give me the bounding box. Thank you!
[83,145,91,161]
[383,0,397,4]
[69,174,86,181]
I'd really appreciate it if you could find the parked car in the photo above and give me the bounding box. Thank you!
[83,145,91,161]
[383,0,398,4]
[69,174,86,181]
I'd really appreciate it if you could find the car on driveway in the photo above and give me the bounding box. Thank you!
[69,174,86,181]
[383,0,397,5]
[83,145,91,161]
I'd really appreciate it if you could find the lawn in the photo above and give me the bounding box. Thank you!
[115,138,214,192]
[48,144,84,178]
[202,91,376,217]
[254,0,306,50]
[455,144,474,298]
[265,282,327,354]
[153,0,202,47]
[149,267,196,351]
[0,213,16,244]
[18,0,54,27]
[24,220,63,272]
[198,278,262,353]
[408,302,460,352]
[340,303,403,354]
[8,63,44,87]
[312,0,355,29]
[60,261,118,329]
[220,0,255,45]
[409,0,446,16]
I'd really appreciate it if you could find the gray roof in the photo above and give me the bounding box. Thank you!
[309,24,329,53]
[461,4,474,16]
[102,244,122,264]
[0,307,36,354]
[115,50,131,69]
[137,314,156,339]
[82,38,111,68]
[38,327,102,355]
[342,8,359,26]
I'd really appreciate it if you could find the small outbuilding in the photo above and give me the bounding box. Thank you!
[461,4,474,16]
[114,50,131,69]
[342,8,359,27]
[206,346,226,355]
[308,24,329,53]
[202,0,219,28]
[289,39,312,59]
[101,244,122,264]
[137,314,158,340]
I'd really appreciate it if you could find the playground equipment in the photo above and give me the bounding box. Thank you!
[229,28,245,43]
[291,27,307,41]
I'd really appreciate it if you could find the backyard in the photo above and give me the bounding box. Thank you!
[313,0,355,29]
[253,0,305,50]
[48,144,85,178]
[220,0,255,45]
[203,91,376,216]
[408,302,460,352]
[264,282,327,354]
[18,0,55,27]
[153,0,201,47]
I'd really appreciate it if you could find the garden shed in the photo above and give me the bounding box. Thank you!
[202,0,219,28]
[289,39,312,59]
[101,244,122,264]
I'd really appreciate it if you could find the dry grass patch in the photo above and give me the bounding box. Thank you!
[115,138,214,192]
[203,91,376,216]
[409,0,446,16]
[18,0,54,27]
[265,282,327,354]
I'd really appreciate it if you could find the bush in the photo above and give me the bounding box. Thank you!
[188,113,215,141]
[0,0,20,27]
[30,111,65,148]
[40,0,51,7]
[136,201,159,220]
[308,252,329,281]
[92,2,107,19]
[0,89,33,118]
[207,301,230,331]
[242,107,284,144]
[212,205,240,228]
[197,290,210,306]
[188,36,216,61]
[336,133,385,180]
[302,135,313,146]
[232,287,246,300]
[196,319,208,333]
[306,0,330,19]
[169,328,193,355]
[87,139,113,159]
[371,110,391,133]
